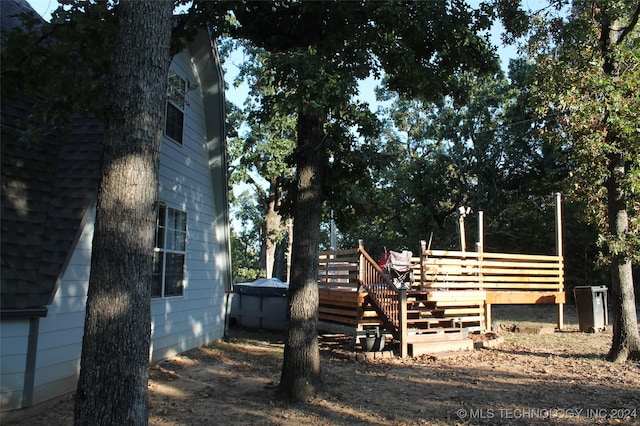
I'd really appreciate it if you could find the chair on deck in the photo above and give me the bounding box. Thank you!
[380,250,414,289]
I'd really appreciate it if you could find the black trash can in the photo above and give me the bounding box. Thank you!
[573,285,608,332]
[359,327,385,352]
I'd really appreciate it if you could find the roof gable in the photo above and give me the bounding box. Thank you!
[1,101,104,308]
[0,1,109,308]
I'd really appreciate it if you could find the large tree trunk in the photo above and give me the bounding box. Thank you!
[264,179,284,278]
[600,12,640,363]
[278,108,326,403]
[605,151,640,362]
[273,218,291,282]
[286,218,294,283]
[274,218,295,283]
[74,1,173,424]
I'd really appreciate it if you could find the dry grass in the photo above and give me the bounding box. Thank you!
[7,304,640,426]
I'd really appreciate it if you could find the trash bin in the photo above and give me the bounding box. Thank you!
[359,327,385,352]
[573,285,609,332]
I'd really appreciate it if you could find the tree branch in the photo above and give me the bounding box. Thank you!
[247,175,267,205]
[617,1,640,45]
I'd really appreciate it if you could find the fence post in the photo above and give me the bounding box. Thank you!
[358,239,365,286]
[477,211,487,330]
[458,213,466,252]
[555,193,565,330]
[399,287,408,358]
[420,240,426,290]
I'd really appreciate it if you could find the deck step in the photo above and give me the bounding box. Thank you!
[408,326,466,333]
[407,327,468,342]
[409,338,474,356]
[406,310,444,317]
[406,301,437,310]
[406,317,460,324]
[407,333,468,343]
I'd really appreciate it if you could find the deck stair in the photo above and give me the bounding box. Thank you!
[402,290,473,355]
[406,327,473,356]
[318,243,478,356]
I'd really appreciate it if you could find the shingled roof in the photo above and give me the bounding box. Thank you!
[1,0,104,311]
[0,0,37,41]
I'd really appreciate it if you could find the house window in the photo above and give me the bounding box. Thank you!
[152,203,187,298]
[165,69,186,145]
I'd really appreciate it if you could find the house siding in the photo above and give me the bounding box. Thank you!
[1,39,228,415]
[27,211,93,407]
[0,321,30,410]
[1,215,92,411]
[151,49,227,361]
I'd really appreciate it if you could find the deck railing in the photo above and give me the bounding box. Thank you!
[317,243,403,337]
[420,248,564,292]
[318,247,360,290]
[357,243,402,330]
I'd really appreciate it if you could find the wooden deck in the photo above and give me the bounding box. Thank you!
[318,242,565,357]
[418,242,565,330]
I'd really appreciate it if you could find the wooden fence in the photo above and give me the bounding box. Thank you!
[317,248,369,331]
[418,242,565,329]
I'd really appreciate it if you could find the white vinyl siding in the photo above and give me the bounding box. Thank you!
[152,51,227,360]
[29,212,94,407]
[1,40,228,412]
[0,320,30,409]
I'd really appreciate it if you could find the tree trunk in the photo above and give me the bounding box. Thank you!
[600,12,640,363]
[273,222,290,282]
[278,108,326,403]
[605,151,640,362]
[273,218,295,283]
[264,179,284,278]
[74,1,173,424]
[286,218,294,283]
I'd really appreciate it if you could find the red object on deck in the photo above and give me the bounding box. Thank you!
[378,252,390,269]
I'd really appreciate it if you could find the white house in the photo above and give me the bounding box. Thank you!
[0,0,232,418]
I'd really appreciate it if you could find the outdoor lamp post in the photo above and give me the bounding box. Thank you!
[457,206,471,252]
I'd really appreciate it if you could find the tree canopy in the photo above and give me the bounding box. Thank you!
[526,0,640,361]
[196,0,502,401]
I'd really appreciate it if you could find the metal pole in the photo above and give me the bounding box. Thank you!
[330,210,337,250]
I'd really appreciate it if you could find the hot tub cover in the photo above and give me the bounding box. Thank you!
[234,278,288,297]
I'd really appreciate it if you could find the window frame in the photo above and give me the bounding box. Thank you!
[164,69,187,145]
[152,203,187,298]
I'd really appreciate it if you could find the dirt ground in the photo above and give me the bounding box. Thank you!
[7,305,640,425]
